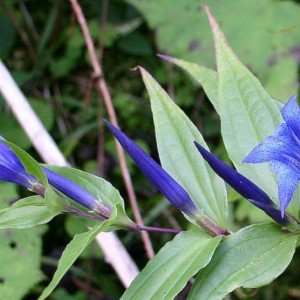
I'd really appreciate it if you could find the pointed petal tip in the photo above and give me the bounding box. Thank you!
[194,141,209,157]
[104,120,119,133]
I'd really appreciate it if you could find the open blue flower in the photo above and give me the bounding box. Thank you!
[105,120,199,219]
[0,140,38,189]
[194,142,290,226]
[244,95,300,217]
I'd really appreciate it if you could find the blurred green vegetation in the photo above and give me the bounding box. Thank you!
[0,0,299,299]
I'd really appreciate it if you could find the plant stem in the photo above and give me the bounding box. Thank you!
[128,223,181,234]
[69,0,154,259]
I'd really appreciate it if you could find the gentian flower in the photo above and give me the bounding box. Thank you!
[0,139,39,190]
[194,142,290,226]
[42,167,112,218]
[244,95,300,217]
[105,120,199,218]
[0,139,111,218]
[106,121,229,236]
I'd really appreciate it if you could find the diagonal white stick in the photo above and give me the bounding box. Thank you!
[0,60,139,288]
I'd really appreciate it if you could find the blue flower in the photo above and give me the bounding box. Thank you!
[42,167,112,218]
[0,139,111,217]
[244,95,300,217]
[194,142,290,226]
[104,120,199,218]
[0,140,38,189]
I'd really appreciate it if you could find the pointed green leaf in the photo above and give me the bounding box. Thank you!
[0,196,57,228]
[140,67,227,228]
[206,7,281,201]
[188,223,298,300]
[38,221,109,300]
[163,56,219,113]
[122,229,222,300]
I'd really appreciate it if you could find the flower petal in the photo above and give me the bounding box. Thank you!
[0,141,38,188]
[281,95,300,141]
[269,161,300,217]
[244,96,300,216]
[105,120,199,217]
[42,167,111,217]
[194,142,273,206]
[247,199,289,226]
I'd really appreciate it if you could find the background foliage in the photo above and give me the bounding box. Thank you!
[0,0,299,299]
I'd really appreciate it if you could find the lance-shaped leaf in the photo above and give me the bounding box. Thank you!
[122,229,222,300]
[194,142,290,226]
[105,121,198,218]
[0,196,57,229]
[39,221,109,300]
[139,67,227,229]
[205,5,282,202]
[157,54,219,113]
[188,223,298,300]
[244,95,300,216]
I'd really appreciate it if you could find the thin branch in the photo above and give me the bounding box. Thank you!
[0,60,139,287]
[98,0,109,63]
[69,0,155,259]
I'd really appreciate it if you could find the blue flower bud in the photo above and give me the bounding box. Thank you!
[105,120,199,218]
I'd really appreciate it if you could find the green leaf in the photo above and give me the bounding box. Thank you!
[188,223,298,299]
[207,7,281,202]
[0,183,19,209]
[122,229,222,300]
[38,221,109,300]
[264,57,299,103]
[0,196,57,229]
[163,57,219,113]
[0,12,16,59]
[0,226,45,300]
[140,67,228,229]
[126,0,300,99]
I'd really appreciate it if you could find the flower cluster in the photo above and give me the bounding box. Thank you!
[106,95,300,229]
[1,95,299,234]
[0,140,111,218]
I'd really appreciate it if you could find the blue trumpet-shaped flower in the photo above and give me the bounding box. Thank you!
[42,167,111,218]
[105,120,199,218]
[244,95,300,217]
[0,139,111,217]
[194,141,290,226]
[0,140,38,189]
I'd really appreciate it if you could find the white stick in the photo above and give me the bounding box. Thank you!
[0,60,139,287]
